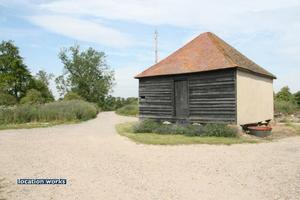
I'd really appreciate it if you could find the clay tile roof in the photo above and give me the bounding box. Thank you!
[135,32,276,79]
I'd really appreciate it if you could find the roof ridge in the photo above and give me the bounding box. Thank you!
[206,33,237,67]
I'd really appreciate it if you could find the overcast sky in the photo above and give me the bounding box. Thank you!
[0,0,299,97]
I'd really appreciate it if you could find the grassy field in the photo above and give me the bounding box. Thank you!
[116,122,259,145]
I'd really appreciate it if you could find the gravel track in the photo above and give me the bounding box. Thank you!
[0,112,299,200]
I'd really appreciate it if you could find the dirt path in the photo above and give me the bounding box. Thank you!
[0,112,299,200]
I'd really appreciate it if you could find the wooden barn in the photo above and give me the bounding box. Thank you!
[135,32,276,125]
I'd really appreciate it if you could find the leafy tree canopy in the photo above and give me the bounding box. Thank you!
[0,40,32,100]
[56,45,114,106]
[294,91,300,106]
[276,86,295,103]
[29,70,54,102]
[36,70,54,86]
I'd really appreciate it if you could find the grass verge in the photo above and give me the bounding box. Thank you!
[285,123,300,135]
[116,122,259,145]
[0,120,79,130]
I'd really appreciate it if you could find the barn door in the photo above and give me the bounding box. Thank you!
[174,80,188,118]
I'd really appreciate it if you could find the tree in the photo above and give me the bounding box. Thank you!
[36,70,54,86]
[29,70,54,102]
[20,89,45,104]
[276,86,295,102]
[101,96,138,111]
[125,97,138,105]
[102,95,118,110]
[294,91,300,106]
[56,45,114,106]
[29,78,54,103]
[55,75,70,97]
[0,40,32,100]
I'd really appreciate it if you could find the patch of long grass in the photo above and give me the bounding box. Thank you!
[0,100,98,125]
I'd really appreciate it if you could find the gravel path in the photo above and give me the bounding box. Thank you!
[0,112,299,200]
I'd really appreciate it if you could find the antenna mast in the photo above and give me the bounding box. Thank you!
[154,29,158,64]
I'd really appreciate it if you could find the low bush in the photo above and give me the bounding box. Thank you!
[203,123,237,137]
[63,91,84,101]
[0,92,17,106]
[132,119,159,133]
[274,100,298,114]
[132,119,237,137]
[102,96,138,111]
[20,89,46,105]
[0,100,98,125]
[116,104,138,116]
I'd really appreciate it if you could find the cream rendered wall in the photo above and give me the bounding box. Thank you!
[236,70,274,125]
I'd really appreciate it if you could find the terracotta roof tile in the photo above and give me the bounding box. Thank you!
[135,32,276,79]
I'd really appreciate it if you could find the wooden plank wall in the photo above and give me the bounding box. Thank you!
[139,76,174,121]
[188,69,236,123]
[138,69,236,123]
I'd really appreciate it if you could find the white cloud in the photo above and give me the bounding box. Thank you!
[40,0,300,28]
[37,0,300,61]
[28,15,132,48]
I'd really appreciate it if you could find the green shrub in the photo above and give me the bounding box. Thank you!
[154,124,204,136]
[14,104,39,123]
[116,104,138,116]
[20,89,46,105]
[0,92,17,106]
[294,91,300,107]
[203,123,237,137]
[102,96,138,111]
[0,100,98,125]
[63,91,84,101]
[274,100,298,114]
[0,107,14,124]
[132,119,236,137]
[184,125,205,136]
[133,119,158,133]
[38,100,98,121]
[132,119,198,135]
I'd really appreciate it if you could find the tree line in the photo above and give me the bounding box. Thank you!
[274,86,300,114]
[0,40,137,110]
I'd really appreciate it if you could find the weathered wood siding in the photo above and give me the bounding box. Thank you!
[138,69,236,123]
[188,69,236,123]
[139,76,174,121]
